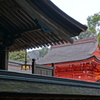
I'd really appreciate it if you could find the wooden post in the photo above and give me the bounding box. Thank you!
[0,47,9,70]
[25,50,27,70]
[52,63,55,76]
[32,59,35,74]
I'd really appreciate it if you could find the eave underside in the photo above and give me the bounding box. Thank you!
[0,0,87,51]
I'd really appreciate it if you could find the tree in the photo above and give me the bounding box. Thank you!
[87,12,100,44]
[39,47,49,58]
[87,12,100,34]
[9,50,30,62]
[27,47,49,60]
[72,29,94,40]
[78,29,95,39]
[73,12,100,41]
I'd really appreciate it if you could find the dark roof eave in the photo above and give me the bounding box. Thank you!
[46,0,88,32]
[0,0,87,51]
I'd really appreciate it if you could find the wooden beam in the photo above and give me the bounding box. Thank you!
[15,0,73,43]
[8,26,40,36]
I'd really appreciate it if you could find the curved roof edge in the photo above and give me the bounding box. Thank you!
[43,56,100,65]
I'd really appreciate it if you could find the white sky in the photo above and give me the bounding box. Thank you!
[51,0,100,25]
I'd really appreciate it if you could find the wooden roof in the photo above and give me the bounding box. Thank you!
[0,0,87,51]
[36,38,99,64]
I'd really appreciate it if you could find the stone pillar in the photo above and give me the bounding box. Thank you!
[0,47,9,70]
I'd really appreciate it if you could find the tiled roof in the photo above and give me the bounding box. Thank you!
[36,38,98,64]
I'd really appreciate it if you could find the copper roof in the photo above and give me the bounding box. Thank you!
[0,0,87,51]
[36,38,98,64]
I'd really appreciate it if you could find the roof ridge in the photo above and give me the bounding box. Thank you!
[51,37,97,49]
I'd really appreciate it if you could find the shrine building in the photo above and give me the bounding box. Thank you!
[36,37,100,82]
[2,0,100,99]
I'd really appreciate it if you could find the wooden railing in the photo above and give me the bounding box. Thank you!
[34,64,54,76]
[32,59,54,76]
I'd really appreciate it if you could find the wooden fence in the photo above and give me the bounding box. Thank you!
[34,64,54,76]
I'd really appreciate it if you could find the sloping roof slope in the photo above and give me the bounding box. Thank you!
[0,0,87,51]
[36,38,98,64]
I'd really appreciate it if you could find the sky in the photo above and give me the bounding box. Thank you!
[51,0,100,25]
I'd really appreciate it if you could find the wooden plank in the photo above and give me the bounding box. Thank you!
[0,3,23,30]
[26,32,47,47]
[15,0,73,43]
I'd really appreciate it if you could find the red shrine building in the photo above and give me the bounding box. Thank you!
[36,37,100,82]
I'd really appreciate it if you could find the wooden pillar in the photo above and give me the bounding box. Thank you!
[0,47,9,70]
[25,50,27,70]
[52,63,55,76]
[32,59,35,74]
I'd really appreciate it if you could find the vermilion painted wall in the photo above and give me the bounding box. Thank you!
[47,57,100,82]
[46,45,100,82]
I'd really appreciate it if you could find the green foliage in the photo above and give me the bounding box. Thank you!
[39,47,49,58]
[87,12,100,34]
[9,50,30,62]
[78,29,93,39]
[73,29,95,40]
[97,33,100,46]
[87,12,100,44]
[72,29,94,40]
[73,12,100,41]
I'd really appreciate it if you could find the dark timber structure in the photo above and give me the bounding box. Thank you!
[0,0,87,70]
[2,0,99,100]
